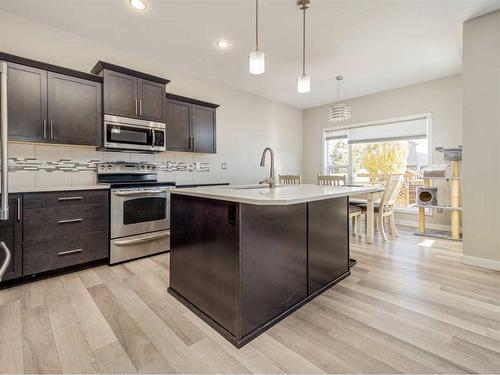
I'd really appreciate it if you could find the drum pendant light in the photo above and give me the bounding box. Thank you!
[328,76,352,122]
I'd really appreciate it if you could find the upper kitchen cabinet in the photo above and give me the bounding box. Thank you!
[192,105,216,153]
[92,61,169,123]
[7,63,47,143]
[1,52,103,146]
[165,94,219,153]
[102,70,138,119]
[47,72,102,146]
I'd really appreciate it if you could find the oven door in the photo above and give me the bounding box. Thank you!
[111,189,170,238]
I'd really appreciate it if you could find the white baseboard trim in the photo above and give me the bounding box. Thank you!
[461,255,500,271]
[395,218,452,232]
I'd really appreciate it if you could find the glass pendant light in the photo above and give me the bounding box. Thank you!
[297,0,311,93]
[249,0,265,75]
[328,76,352,122]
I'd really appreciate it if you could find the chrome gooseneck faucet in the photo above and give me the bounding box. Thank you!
[259,147,276,188]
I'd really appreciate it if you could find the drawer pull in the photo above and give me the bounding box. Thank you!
[58,218,83,224]
[58,196,83,201]
[58,248,83,256]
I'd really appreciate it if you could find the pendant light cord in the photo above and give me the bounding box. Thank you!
[302,6,306,75]
[256,0,259,51]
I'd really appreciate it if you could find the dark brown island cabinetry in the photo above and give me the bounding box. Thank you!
[0,194,23,281]
[166,93,218,153]
[22,190,109,276]
[92,61,169,123]
[169,195,350,347]
[0,52,103,146]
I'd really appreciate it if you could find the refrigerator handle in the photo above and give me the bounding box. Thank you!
[0,241,11,282]
[0,61,9,221]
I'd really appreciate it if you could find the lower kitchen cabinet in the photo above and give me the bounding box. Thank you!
[0,194,23,281]
[22,190,109,277]
[23,231,108,275]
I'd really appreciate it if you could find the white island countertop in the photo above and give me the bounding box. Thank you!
[172,183,381,205]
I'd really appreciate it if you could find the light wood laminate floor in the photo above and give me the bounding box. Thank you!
[1,227,500,374]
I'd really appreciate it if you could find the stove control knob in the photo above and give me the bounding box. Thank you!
[152,166,157,171]
[147,165,151,170]
[141,165,146,170]
[107,165,112,170]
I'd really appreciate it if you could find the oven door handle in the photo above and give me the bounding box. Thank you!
[113,231,170,246]
[113,190,170,196]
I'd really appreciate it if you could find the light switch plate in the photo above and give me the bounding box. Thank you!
[221,162,228,170]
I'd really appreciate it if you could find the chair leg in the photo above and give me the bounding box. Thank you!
[357,214,362,237]
[389,214,399,237]
[379,213,387,241]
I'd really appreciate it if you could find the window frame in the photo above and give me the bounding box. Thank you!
[322,113,433,215]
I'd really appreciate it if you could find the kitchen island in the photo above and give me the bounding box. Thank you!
[168,184,378,347]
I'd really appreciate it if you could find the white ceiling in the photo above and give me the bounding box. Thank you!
[1,0,499,109]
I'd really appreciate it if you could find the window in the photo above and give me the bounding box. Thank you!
[323,116,430,212]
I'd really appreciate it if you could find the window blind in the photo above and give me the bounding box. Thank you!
[347,118,427,144]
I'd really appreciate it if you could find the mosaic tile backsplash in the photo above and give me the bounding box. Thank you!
[8,157,210,173]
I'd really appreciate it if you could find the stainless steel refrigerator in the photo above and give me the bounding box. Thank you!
[0,61,11,281]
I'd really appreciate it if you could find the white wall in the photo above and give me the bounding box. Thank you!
[0,10,303,188]
[303,75,463,229]
[462,10,500,270]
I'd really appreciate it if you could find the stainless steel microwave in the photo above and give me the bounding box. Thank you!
[103,114,166,152]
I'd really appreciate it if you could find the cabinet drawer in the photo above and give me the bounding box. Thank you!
[23,231,108,275]
[23,190,108,209]
[24,204,109,241]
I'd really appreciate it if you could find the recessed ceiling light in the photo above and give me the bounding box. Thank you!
[216,40,230,49]
[129,0,146,10]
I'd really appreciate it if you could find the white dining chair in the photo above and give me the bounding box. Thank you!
[358,175,403,241]
[317,175,346,186]
[279,174,301,184]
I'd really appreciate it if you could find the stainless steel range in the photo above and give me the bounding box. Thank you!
[97,162,175,264]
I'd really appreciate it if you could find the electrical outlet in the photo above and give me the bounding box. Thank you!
[221,162,228,170]
[437,208,443,213]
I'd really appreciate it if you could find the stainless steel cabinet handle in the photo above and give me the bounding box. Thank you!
[43,119,47,139]
[17,197,21,221]
[58,218,83,224]
[114,231,170,246]
[50,120,54,139]
[139,100,143,115]
[135,99,138,115]
[58,248,83,256]
[0,241,12,282]
[192,138,195,150]
[58,196,83,201]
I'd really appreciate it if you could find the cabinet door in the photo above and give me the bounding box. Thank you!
[138,79,165,122]
[191,105,216,153]
[0,194,22,282]
[7,63,47,143]
[166,99,191,151]
[47,72,102,146]
[308,197,349,295]
[103,70,138,118]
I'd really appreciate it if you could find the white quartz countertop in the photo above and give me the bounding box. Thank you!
[171,184,381,205]
[9,184,111,193]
